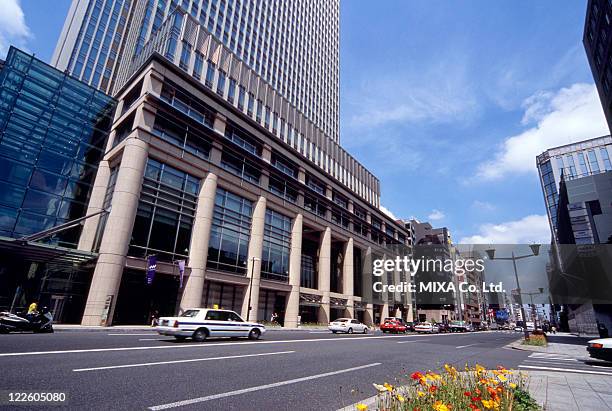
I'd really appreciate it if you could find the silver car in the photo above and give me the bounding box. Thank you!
[328,318,369,334]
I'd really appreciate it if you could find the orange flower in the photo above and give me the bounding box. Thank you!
[433,401,450,411]
[411,371,424,380]
[429,385,438,393]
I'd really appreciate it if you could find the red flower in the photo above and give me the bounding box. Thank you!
[429,385,438,393]
[464,391,472,397]
[471,396,482,402]
[411,372,424,380]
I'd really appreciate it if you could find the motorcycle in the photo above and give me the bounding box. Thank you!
[0,307,54,334]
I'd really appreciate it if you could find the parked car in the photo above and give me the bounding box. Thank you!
[587,338,612,362]
[329,318,369,334]
[380,317,408,333]
[514,326,524,332]
[405,321,415,332]
[157,308,266,342]
[415,322,439,333]
[437,323,451,333]
[449,320,470,332]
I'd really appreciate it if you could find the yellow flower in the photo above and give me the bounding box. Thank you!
[481,399,495,409]
[396,394,405,403]
[475,364,486,375]
[509,382,517,389]
[372,383,386,393]
[356,404,368,411]
[433,401,450,411]
[417,391,426,397]
[383,382,394,392]
[497,374,508,382]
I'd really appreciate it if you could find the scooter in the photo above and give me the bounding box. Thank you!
[0,307,54,334]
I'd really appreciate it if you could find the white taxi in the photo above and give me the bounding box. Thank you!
[328,318,369,334]
[156,308,266,342]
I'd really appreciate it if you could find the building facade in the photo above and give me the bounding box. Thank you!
[584,0,612,133]
[77,52,412,326]
[0,47,116,322]
[536,135,612,243]
[52,0,339,142]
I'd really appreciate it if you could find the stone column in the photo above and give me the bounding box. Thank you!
[78,160,111,252]
[179,173,218,311]
[241,196,266,321]
[284,214,303,328]
[317,226,331,324]
[365,303,375,327]
[81,138,149,326]
[343,238,354,318]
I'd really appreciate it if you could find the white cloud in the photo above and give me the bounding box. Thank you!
[379,205,398,220]
[476,83,608,180]
[458,214,551,244]
[472,200,496,212]
[0,0,31,57]
[428,209,445,221]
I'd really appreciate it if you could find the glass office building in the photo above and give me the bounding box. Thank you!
[0,47,116,321]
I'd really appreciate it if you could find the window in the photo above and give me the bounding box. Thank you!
[332,192,348,208]
[129,159,199,262]
[271,153,297,177]
[216,71,226,95]
[268,173,298,203]
[256,99,263,122]
[207,188,253,274]
[578,152,589,176]
[600,148,612,171]
[261,209,291,282]
[205,61,215,88]
[193,52,204,79]
[306,175,325,195]
[237,86,245,110]
[227,78,236,103]
[247,93,254,116]
[588,150,600,173]
[225,125,261,155]
[221,150,261,184]
[179,41,192,70]
[304,194,327,217]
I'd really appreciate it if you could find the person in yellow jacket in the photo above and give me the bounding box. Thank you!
[27,300,38,314]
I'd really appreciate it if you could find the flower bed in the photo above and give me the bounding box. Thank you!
[357,364,540,410]
[520,334,547,347]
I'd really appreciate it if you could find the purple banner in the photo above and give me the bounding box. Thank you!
[178,260,186,288]
[146,255,157,285]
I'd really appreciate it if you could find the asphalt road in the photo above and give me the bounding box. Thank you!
[0,330,529,410]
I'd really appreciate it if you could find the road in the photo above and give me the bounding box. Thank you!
[0,330,529,410]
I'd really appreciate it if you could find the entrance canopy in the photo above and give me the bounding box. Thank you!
[0,236,97,265]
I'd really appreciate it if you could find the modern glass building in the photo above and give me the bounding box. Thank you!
[52,0,340,142]
[0,47,116,322]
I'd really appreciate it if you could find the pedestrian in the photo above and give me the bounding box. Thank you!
[270,312,278,324]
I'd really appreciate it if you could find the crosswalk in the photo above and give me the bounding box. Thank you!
[519,352,612,375]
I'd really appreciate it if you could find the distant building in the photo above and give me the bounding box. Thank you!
[584,0,612,133]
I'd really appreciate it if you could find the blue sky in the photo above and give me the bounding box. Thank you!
[1,0,609,244]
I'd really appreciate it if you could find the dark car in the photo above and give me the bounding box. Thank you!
[437,323,451,333]
[405,321,415,332]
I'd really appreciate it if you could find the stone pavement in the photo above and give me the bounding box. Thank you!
[527,370,612,410]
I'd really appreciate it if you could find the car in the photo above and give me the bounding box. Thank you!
[437,323,451,333]
[489,323,499,330]
[415,322,438,333]
[329,318,369,334]
[514,326,523,332]
[405,321,415,332]
[380,317,408,333]
[449,320,470,332]
[156,308,266,342]
[587,338,612,362]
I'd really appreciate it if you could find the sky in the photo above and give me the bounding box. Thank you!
[0,0,608,244]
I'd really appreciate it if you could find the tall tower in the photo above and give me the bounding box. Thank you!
[52,0,340,142]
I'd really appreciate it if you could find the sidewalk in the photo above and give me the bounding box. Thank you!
[510,333,612,410]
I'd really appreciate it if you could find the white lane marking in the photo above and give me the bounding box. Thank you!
[139,338,163,341]
[148,362,381,410]
[398,340,429,344]
[309,331,331,334]
[0,334,424,357]
[73,350,295,372]
[525,358,578,363]
[518,365,612,375]
[107,333,157,336]
[456,343,478,349]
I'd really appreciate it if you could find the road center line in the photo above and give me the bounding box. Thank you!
[148,362,381,410]
[397,340,429,344]
[518,365,612,375]
[456,343,478,349]
[73,350,295,372]
[107,333,157,336]
[0,334,426,357]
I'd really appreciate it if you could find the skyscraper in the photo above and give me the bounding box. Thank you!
[584,0,612,134]
[52,0,339,142]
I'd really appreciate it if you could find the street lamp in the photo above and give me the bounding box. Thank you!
[485,244,541,340]
[245,257,261,321]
